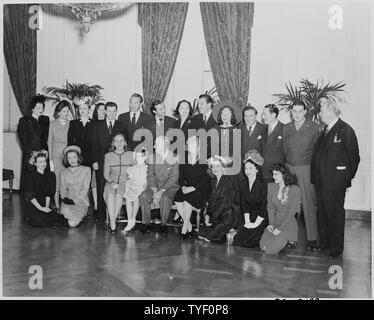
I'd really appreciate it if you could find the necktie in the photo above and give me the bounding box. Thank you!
[109,121,113,134]
[324,126,329,136]
[203,115,207,124]
[248,126,253,136]
[268,126,272,136]
[131,113,136,125]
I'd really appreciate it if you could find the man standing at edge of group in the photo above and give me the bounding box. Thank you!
[118,93,151,152]
[283,101,320,250]
[311,98,360,259]
[92,102,125,220]
[262,104,285,184]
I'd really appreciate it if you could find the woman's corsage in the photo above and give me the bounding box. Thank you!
[280,186,289,205]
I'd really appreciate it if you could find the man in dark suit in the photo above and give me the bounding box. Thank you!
[261,104,285,183]
[144,100,175,152]
[118,93,151,151]
[311,99,360,259]
[240,105,267,158]
[91,102,125,220]
[191,94,217,159]
[139,136,179,236]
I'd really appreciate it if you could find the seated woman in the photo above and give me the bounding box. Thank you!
[23,150,67,228]
[232,150,268,248]
[60,145,91,227]
[259,163,301,254]
[197,155,238,243]
[103,133,133,234]
[174,136,211,239]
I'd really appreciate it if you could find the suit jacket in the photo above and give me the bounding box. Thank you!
[206,175,236,222]
[17,115,50,153]
[240,121,267,158]
[145,116,176,143]
[191,113,217,158]
[239,178,268,224]
[311,118,360,190]
[91,119,125,165]
[191,113,216,132]
[146,152,179,192]
[118,111,152,151]
[68,119,96,166]
[263,121,286,166]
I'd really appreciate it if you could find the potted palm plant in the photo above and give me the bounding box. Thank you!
[273,78,346,122]
[43,80,104,119]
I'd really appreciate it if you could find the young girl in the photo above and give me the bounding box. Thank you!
[123,149,148,232]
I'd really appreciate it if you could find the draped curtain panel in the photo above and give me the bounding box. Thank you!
[138,2,189,114]
[200,2,254,112]
[4,4,37,116]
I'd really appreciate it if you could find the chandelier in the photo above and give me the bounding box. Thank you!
[61,3,134,33]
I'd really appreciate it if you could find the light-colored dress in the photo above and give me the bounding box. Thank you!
[48,119,70,194]
[259,183,301,254]
[60,165,91,224]
[103,150,133,198]
[124,163,148,201]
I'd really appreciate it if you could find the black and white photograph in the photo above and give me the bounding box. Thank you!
[1,0,372,301]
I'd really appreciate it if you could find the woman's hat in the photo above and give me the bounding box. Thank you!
[63,145,81,156]
[243,149,264,166]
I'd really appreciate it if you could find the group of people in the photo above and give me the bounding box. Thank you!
[17,91,360,258]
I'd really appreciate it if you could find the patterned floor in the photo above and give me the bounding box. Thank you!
[2,193,371,298]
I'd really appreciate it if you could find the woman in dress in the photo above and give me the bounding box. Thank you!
[174,136,212,239]
[90,102,106,213]
[103,133,134,234]
[197,155,238,243]
[17,94,50,191]
[92,102,106,122]
[215,105,241,202]
[67,101,95,168]
[48,100,71,209]
[173,100,194,141]
[259,163,301,254]
[123,148,148,232]
[232,150,268,248]
[23,150,67,227]
[60,145,91,227]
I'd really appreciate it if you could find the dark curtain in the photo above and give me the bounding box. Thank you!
[200,2,254,112]
[138,2,189,114]
[4,4,37,116]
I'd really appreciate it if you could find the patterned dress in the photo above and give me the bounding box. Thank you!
[124,163,148,201]
[259,183,301,254]
[60,165,91,224]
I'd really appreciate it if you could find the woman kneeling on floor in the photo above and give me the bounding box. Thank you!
[23,150,67,227]
[231,150,268,248]
[259,163,300,254]
[60,145,91,227]
[197,155,238,243]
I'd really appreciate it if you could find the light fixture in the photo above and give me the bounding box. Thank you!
[61,3,134,33]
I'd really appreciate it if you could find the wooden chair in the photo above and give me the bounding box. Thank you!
[2,169,14,194]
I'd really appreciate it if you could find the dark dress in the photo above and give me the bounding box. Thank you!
[67,119,95,166]
[198,175,239,243]
[17,115,50,190]
[23,169,66,227]
[233,178,268,248]
[174,163,211,209]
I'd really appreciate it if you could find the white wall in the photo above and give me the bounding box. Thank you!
[2,1,371,211]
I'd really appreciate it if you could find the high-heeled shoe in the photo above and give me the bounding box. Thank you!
[180,233,188,240]
[187,230,196,239]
